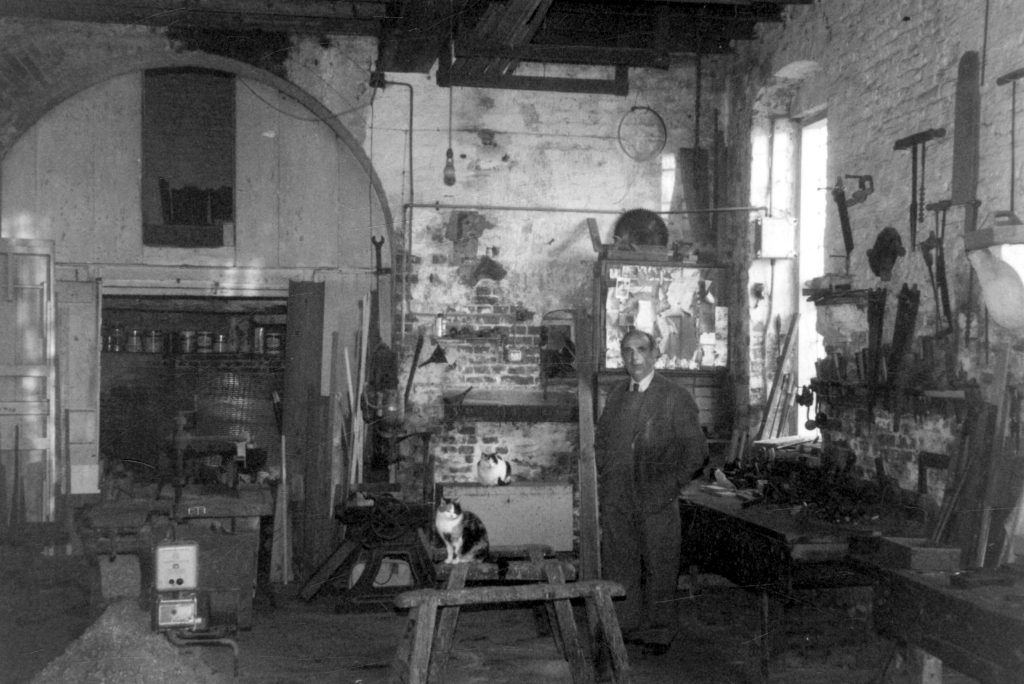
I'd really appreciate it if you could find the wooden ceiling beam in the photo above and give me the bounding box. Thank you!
[438,48,629,95]
[377,0,447,72]
[0,0,803,89]
[453,0,555,80]
[455,40,673,68]
[0,0,388,35]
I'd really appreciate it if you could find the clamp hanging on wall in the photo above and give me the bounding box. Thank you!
[922,200,955,337]
[995,66,1024,226]
[829,174,873,273]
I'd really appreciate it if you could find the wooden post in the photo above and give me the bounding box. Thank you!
[576,309,600,580]
[327,332,345,514]
[270,434,293,585]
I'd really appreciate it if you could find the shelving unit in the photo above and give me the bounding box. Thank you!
[99,296,288,476]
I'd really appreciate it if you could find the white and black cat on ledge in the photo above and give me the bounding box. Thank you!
[476,450,512,486]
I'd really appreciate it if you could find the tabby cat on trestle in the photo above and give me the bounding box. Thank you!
[435,497,490,564]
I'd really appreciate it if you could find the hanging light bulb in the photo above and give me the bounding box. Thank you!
[443,82,456,186]
[443,148,456,186]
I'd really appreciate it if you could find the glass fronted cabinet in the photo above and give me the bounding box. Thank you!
[594,257,730,372]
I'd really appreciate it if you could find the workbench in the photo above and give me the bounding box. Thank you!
[857,560,1024,684]
[679,489,872,676]
[679,489,863,592]
[680,488,1024,683]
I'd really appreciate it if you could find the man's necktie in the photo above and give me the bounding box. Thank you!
[630,382,639,392]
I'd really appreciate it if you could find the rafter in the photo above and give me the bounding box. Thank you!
[0,0,389,35]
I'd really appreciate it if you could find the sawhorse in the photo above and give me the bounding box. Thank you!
[389,560,631,683]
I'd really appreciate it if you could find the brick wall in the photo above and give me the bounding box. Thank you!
[395,274,579,497]
[726,0,1024,496]
[0,18,741,508]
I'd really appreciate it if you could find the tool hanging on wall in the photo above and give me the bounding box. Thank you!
[952,52,981,234]
[920,232,942,333]
[920,200,956,342]
[887,284,920,430]
[403,332,425,409]
[954,52,982,346]
[829,175,873,272]
[894,128,946,249]
[866,289,887,415]
[995,66,1024,226]
[866,226,906,281]
[797,385,815,430]
[418,344,449,368]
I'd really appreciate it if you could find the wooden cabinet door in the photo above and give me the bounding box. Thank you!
[282,280,326,570]
[0,239,56,523]
[56,278,101,497]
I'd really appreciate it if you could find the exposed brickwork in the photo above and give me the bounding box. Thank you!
[394,277,578,494]
[0,16,750,513]
[727,0,1024,496]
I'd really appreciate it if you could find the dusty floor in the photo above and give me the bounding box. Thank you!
[2,544,982,684]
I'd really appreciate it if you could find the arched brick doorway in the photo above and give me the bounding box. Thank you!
[0,29,393,254]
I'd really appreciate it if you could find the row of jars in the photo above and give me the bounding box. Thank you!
[103,327,283,355]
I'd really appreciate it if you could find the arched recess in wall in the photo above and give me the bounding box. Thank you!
[0,49,393,286]
[747,60,826,432]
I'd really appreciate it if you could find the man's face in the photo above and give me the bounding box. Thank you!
[621,333,658,382]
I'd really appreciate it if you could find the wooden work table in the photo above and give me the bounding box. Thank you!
[679,489,873,679]
[681,488,1024,683]
[854,559,1024,684]
[679,489,861,594]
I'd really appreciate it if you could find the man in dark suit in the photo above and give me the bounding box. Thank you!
[596,329,709,650]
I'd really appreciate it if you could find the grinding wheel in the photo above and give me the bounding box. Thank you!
[613,209,668,247]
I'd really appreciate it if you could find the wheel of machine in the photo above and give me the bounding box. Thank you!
[613,208,668,248]
[367,494,409,543]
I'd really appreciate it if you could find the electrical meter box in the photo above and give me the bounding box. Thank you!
[155,541,199,592]
[155,596,201,629]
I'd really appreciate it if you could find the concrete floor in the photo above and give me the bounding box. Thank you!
[6,546,983,684]
[207,578,921,684]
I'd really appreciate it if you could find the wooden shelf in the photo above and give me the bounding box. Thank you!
[442,388,578,424]
[805,288,880,306]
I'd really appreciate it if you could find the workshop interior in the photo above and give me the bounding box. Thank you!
[2,1,1024,683]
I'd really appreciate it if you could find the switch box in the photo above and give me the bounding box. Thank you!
[155,596,201,630]
[155,541,199,592]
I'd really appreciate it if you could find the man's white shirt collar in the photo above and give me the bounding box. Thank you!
[632,372,654,392]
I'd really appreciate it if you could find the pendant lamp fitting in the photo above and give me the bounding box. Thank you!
[443,148,456,186]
